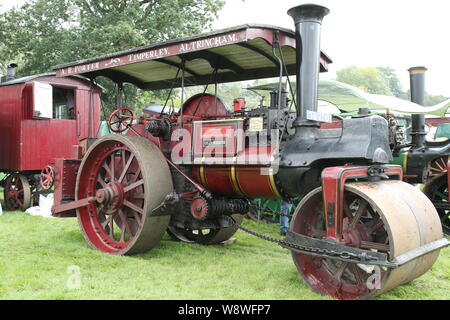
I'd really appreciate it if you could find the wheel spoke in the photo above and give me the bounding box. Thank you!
[351,264,363,286]
[435,161,445,172]
[334,261,348,281]
[350,200,367,229]
[123,199,144,215]
[97,176,107,188]
[118,153,135,183]
[102,163,113,180]
[109,214,115,238]
[360,240,390,252]
[124,179,144,193]
[368,218,384,233]
[343,200,352,218]
[101,215,113,229]
[118,209,133,239]
[110,154,115,181]
[129,208,142,226]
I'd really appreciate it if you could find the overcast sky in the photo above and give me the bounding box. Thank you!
[213,0,450,97]
[1,0,449,96]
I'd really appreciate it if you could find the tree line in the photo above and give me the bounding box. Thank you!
[336,66,448,106]
[1,1,447,114]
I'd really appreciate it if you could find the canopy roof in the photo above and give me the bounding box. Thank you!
[52,24,332,90]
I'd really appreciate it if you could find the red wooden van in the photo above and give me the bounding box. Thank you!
[0,72,101,210]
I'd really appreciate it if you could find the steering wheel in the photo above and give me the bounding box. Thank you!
[108,107,134,133]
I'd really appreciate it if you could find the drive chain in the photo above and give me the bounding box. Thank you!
[226,215,381,265]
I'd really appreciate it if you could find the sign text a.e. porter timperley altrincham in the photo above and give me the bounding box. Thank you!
[55,31,247,77]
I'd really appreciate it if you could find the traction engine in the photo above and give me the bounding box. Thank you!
[50,4,448,299]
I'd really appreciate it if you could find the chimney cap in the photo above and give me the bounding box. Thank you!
[408,66,428,74]
[287,4,330,25]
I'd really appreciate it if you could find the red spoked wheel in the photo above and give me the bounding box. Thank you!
[40,166,55,190]
[291,181,442,300]
[76,135,173,255]
[108,107,134,133]
[3,174,32,211]
[427,156,448,181]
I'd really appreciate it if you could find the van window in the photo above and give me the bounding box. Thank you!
[53,87,75,119]
[33,82,76,120]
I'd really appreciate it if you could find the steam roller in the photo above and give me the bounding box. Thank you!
[48,2,448,300]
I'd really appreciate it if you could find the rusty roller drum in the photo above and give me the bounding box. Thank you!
[290,180,442,300]
[76,135,173,255]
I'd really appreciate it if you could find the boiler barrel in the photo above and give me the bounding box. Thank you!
[192,166,282,199]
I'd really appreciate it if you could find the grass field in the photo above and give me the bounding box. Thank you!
[0,208,448,300]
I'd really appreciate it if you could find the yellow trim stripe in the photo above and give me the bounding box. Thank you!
[268,168,282,199]
[403,151,408,174]
[230,166,245,197]
[199,166,207,187]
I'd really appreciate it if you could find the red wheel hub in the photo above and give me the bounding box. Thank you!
[95,182,126,213]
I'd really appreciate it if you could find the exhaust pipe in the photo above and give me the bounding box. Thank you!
[408,66,427,147]
[2,63,18,83]
[288,4,329,130]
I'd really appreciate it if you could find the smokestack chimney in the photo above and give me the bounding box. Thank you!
[5,63,18,81]
[408,66,427,147]
[287,4,329,130]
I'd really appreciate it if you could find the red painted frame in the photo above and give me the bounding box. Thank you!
[321,165,403,240]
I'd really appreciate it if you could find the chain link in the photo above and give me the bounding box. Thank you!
[226,215,379,264]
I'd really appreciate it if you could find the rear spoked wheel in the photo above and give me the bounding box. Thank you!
[291,180,442,300]
[76,135,173,255]
[4,173,32,211]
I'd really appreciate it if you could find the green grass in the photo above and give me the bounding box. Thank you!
[0,209,448,300]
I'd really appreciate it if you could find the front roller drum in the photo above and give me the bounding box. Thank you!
[76,134,173,255]
[290,180,443,300]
